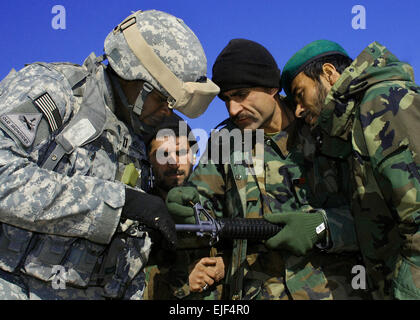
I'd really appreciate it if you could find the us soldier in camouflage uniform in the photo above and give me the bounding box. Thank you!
[166,39,364,300]
[281,40,420,299]
[0,10,217,299]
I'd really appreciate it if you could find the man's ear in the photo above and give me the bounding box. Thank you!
[269,88,279,96]
[321,63,340,86]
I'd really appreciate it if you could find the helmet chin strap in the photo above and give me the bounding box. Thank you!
[109,72,154,135]
[129,108,154,137]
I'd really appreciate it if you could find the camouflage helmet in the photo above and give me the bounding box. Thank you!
[104,10,208,98]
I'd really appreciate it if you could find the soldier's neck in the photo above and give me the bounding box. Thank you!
[262,97,293,134]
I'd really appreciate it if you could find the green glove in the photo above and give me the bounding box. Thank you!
[166,186,200,224]
[264,210,327,256]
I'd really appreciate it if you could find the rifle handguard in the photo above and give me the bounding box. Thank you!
[175,203,282,244]
[218,218,282,240]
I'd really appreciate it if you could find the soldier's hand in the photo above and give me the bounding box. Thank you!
[166,186,200,224]
[189,257,225,293]
[263,210,327,256]
[122,187,177,251]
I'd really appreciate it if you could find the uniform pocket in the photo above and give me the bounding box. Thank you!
[22,235,75,282]
[61,239,106,288]
[0,224,34,272]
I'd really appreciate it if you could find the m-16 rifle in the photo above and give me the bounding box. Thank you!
[175,203,282,245]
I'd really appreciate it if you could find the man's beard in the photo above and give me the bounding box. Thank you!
[301,80,329,126]
[156,169,187,192]
[315,80,329,112]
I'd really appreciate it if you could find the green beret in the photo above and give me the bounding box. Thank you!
[280,40,349,98]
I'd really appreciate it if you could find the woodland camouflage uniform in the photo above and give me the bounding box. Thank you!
[314,41,420,299]
[182,112,367,300]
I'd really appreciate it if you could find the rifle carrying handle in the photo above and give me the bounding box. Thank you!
[218,218,282,240]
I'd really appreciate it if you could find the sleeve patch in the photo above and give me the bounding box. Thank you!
[33,92,62,132]
[0,113,43,147]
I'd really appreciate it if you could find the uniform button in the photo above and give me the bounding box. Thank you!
[349,68,354,72]
[51,154,57,161]
[235,174,242,180]
[266,140,271,146]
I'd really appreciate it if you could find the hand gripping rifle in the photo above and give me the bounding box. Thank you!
[175,203,282,245]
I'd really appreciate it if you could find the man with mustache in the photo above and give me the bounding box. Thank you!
[280,40,420,299]
[147,114,197,200]
[144,114,208,299]
[166,39,365,300]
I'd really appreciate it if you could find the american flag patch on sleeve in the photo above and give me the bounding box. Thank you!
[33,92,62,132]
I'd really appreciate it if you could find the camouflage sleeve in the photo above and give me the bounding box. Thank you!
[358,81,420,295]
[0,64,125,245]
[0,128,125,244]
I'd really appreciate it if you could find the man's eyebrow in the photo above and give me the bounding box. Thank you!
[232,88,249,95]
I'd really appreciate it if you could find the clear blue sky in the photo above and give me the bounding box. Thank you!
[1,0,419,153]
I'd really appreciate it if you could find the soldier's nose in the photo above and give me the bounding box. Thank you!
[228,100,243,118]
[295,104,305,118]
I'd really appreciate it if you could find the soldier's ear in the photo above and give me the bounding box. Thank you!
[268,88,278,96]
[321,63,340,86]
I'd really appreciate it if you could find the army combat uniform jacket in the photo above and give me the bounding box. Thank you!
[316,42,420,299]
[186,118,361,300]
[0,54,152,299]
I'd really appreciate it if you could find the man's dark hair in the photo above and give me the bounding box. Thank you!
[145,113,197,152]
[302,54,353,82]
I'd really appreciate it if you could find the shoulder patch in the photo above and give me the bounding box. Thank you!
[33,92,62,132]
[0,113,43,147]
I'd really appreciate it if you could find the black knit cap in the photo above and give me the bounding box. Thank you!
[212,39,281,96]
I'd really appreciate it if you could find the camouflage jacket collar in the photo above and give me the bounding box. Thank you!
[269,119,300,158]
[316,41,414,140]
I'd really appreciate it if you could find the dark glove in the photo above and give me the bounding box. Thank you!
[166,186,200,224]
[263,209,327,256]
[122,187,177,251]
